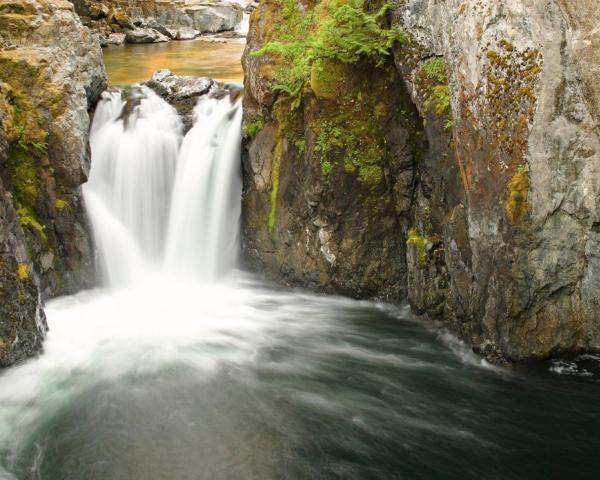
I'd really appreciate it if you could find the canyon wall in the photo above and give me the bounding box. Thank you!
[242,0,600,361]
[0,0,106,366]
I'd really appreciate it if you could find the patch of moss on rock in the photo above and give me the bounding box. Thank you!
[415,57,452,128]
[407,228,429,266]
[506,164,529,223]
[251,0,403,99]
[268,139,283,235]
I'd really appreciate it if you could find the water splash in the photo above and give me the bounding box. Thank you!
[84,86,242,285]
[165,95,243,280]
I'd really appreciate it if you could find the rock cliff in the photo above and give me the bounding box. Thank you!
[0,0,106,366]
[242,0,600,361]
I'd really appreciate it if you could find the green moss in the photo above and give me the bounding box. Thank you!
[17,263,29,281]
[417,57,452,124]
[309,87,389,186]
[314,120,343,175]
[358,164,383,187]
[407,228,429,266]
[268,140,283,235]
[246,118,264,139]
[16,205,47,242]
[310,58,347,99]
[7,146,38,209]
[421,57,447,83]
[506,164,529,223]
[55,198,68,209]
[256,1,414,196]
[251,0,403,99]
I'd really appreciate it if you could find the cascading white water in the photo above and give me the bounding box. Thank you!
[85,86,243,285]
[236,13,250,35]
[165,96,243,279]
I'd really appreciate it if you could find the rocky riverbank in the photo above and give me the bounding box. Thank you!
[241,0,600,362]
[72,0,253,46]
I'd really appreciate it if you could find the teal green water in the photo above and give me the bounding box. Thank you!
[0,274,598,479]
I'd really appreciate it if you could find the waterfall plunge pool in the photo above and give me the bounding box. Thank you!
[1,273,600,479]
[1,63,600,480]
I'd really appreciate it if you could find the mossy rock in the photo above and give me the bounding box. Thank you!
[310,59,347,99]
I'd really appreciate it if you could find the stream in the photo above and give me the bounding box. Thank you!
[0,39,599,480]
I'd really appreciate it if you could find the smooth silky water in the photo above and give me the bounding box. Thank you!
[1,64,600,480]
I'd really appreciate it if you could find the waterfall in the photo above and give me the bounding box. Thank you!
[236,13,250,36]
[85,86,243,286]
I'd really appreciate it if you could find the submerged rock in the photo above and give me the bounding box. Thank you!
[174,27,199,40]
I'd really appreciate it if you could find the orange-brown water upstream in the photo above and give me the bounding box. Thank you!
[102,38,245,85]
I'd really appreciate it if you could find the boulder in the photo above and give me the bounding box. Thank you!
[109,8,134,29]
[88,1,108,20]
[175,27,198,40]
[184,3,243,33]
[125,28,169,44]
[144,69,215,131]
[106,32,126,45]
[145,18,176,39]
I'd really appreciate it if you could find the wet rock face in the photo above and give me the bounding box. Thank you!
[0,179,47,369]
[391,0,600,361]
[0,0,106,366]
[241,2,421,300]
[242,0,600,361]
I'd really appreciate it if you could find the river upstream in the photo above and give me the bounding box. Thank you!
[0,37,599,480]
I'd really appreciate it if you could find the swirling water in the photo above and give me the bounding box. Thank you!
[0,87,599,480]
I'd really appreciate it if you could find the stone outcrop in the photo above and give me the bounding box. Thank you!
[242,2,419,300]
[184,2,243,33]
[242,0,600,362]
[0,0,107,366]
[144,69,242,131]
[392,0,600,362]
[145,69,215,130]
